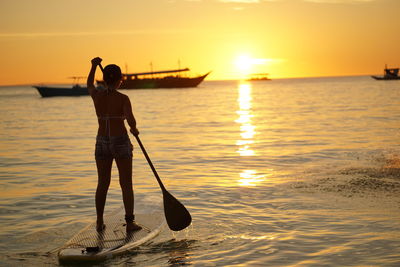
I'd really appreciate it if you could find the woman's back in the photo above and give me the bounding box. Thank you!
[94,90,128,137]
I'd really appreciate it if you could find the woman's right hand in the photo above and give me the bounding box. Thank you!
[91,57,102,66]
[130,127,139,136]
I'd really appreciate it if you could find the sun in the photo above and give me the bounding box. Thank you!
[234,54,254,74]
[232,53,273,79]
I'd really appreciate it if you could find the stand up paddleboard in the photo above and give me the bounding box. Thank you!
[58,209,164,262]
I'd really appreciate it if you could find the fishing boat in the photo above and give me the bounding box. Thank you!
[34,76,92,97]
[371,65,400,80]
[34,84,89,97]
[246,73,271,81]
[97,68,210,89]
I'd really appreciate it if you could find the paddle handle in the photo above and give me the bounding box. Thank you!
[134,135,167,192]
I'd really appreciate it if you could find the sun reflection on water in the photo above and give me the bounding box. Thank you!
[238,170,268,186]
[236,83,256,157]
[235,83,272,187]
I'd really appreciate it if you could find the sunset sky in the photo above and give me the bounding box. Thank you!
[0,0,399,85]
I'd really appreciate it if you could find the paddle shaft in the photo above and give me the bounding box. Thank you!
[134,135,167,192]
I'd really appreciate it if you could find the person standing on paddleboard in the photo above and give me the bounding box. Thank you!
[87,57,142,232]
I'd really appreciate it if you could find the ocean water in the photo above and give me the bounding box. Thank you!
[0,77,399,266]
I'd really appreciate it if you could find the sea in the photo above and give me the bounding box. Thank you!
[0,76,399,266]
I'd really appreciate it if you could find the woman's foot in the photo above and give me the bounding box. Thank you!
[126,221,142,232]
[96,220,106,232]
[125,215,142,232]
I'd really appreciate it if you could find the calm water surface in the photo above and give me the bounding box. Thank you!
[0,77,400,266]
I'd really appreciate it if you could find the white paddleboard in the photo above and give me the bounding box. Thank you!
[58,210,164,262]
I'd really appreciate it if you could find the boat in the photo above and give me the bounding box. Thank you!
[34,84,89,97]
[34,76,91,97]
[371,65,400,80]
[246,73,271,81]
[97,68,210,89]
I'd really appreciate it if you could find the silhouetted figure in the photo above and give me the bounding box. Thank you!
[87,57,142,232]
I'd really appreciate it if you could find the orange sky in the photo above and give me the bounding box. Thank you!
[0,0,399,85]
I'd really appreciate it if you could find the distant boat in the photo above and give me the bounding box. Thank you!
[371,65,400,80]
[246,73,271,81]
[97,68,210,89]
[34,84,89,97]
[34,76,90,97]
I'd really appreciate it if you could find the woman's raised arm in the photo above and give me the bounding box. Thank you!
[87,57,102,97]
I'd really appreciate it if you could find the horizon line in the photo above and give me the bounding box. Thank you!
[0,74,381,87]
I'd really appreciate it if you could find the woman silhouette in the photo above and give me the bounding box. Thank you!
[87,57,142,232]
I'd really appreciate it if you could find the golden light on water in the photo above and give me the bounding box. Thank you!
[237,146,255,157]
[236,111,252,123]
[234,83,274,187]
[236,83,255,156]
[240,125,256,139]
[238,170,267,187]
[227,234,276,241]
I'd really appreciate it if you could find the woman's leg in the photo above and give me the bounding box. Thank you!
[95,158,113,231]
[115,157,141,232]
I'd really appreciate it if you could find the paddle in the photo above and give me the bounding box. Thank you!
[134,135,192,231]
[98,63,192,231]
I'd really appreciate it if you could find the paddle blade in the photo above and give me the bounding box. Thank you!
[163,190,192,231]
